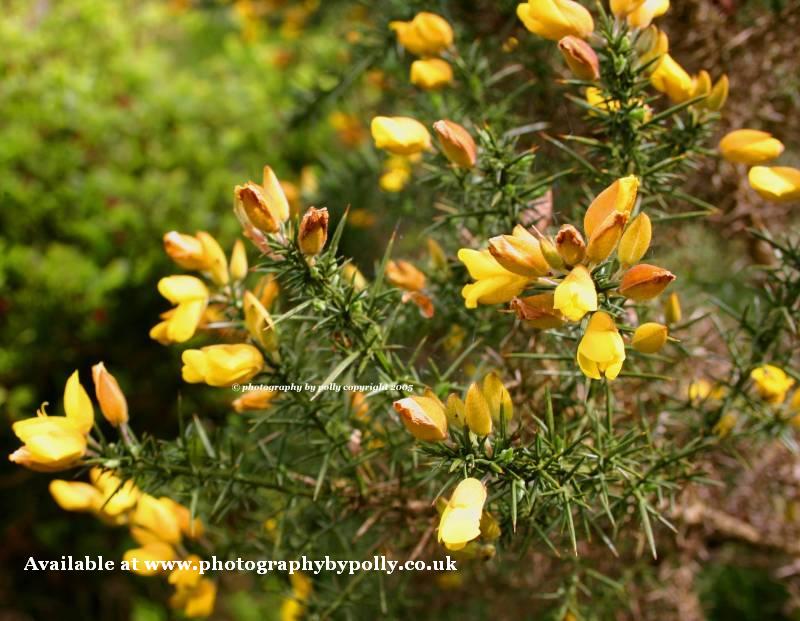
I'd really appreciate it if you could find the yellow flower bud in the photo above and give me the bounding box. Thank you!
[553,265,598,321]
[555,224,586,266]
[410,58,453,90]
[342,263,367,291]
[92,362,129,427]
[196,231,229,286]
[243,291,278,351]
[586,211,628,263]
[510,293,566,329]
[465,382,492,436]
[619,263,675,301]
[130,494,183,546]
[516,0,594,41]
[390,12,454,57]
[483,372,513,422]
[480,511,502,541]
[49,480,102,512]
[584,176,639,239]
[393,396,448,441]
[64,370,94,435]
[713,412,737,437]
[558,36,600,80]
[124,542,176,576]
[747,166,800,203]
[386,260,426,292]
[438,478,487,550]
[691,69,711,99]
[636,25,668,72]
[229,239,248,282]
[650,54,694,103]
[371,116,432,156]
[664,291,681,324]
[626,0,669,28]
[457,248,530,308]
[750,364,794,404]
[233,389,277,413]
[298,207,329,257]
[539,236,564,269]
[631,322,668,353]
[488,226,550,278]
[433,120,478,168]
[427,237,449,272]
[705,75,729,111]
[719,130,784,165]
[577,311,626,380]
[445,394,466,429]
[618,212,652,266]
[181,344,264,387]
[163,232,208,271]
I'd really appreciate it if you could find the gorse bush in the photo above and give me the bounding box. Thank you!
[6,0,800,620]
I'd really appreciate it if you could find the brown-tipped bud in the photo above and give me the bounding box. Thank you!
[386,260,426,292]
[163,232,208,271]
[586,212,628,263]
[234,182,281,234]
[92,362,129,427]
[539,236,564,269]
[432,120,477,168]
[619,264,676,301]
[510,293,565,329]
[617,212,651,266]
[298,207,329,257]
[555,224,586,266]
[558,36,600,81]
[393,396,448,442]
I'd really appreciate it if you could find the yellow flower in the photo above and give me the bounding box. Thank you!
[232,389,277,413]
[92,362,129,427]
[229,239,248,281]
[618,212,652,266]
[584,176,639,239]
[243,291,278,352]
[163,232,208,271]
[713,412,737,437]
[516,0,594,41]
[510,293,566,329]
[554,265,598,322]
[748,166,800,203]
[298,207,329,257]
[390,12,454,57]
[458,249,530,308]
[483,373,513,422]
[610,0,645,18]
[150,276,209,345]
[386,260,426,291]
[371,116,431,156]
[410,58,453,90]
[577,312,626,380]
[168,554,202,590]
[433,120,478,168]
[9,402,88,472]
[234,166,291,234]
[124,541,176,576]
[393,395,448,441]
[619,263,675,301]
[719,130,784,165]
[650,54,694,103]
[488,226,550,278]
[636,25,668,72]
[90,468,141,516]
[342,263,367,291]
[688,380,725,402]
[181,344,265,387]
[555,224,586,266]
[558,36,600,80]
[49,480,103,512]
[438,478,487,551]
[750,365,794,404]
[586,211,628,263]
[626,0,669,28]
[465,382,492,436]
[445,394,467,428]
[631,322,668,353]
[586,87,619,114]
[130,494,183,546]
[380,156,413,192]
[170,578,217,618]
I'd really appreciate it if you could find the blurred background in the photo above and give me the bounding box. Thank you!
[1,0,798,619]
